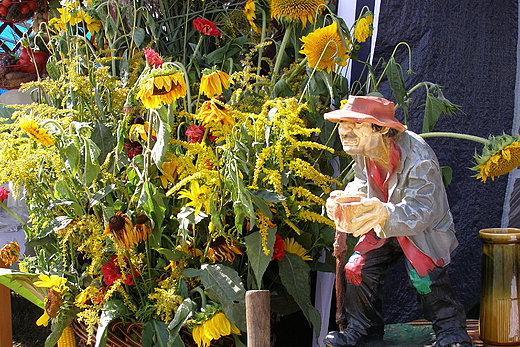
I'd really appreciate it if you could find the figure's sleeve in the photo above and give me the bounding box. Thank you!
[343,158,368,197]
[377,159,440,238]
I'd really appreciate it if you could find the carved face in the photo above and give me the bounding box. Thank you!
[337,121,387,158]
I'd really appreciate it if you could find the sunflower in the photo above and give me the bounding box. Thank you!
[177,181,212,215]
[136,66,187,109]
[299,21,350,73]
[472,134,520,182]
[207,236,243,263]
[353,13,373,43]
[199,68,233,97]
[270,0,325,27]
[197,99,235,129]
[192,311,241,347]
[244,0,262,33]
[34,274,67,327]
[18,117,56,147]
[284,238,312,261]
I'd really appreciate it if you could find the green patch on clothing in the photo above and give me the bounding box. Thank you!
[409,269,432,294]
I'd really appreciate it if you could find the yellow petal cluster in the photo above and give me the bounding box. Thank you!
[474,137,520,182]
[284,238,312,261]
[270,0,325,26]
[192,311,240,347]
[244,0,262,33]
[353,14,373,43]
[299,21,350,73]
[200,70,233,97]
[137,71,187,109]
[18,118,56,147]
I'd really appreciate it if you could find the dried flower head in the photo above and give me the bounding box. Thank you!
[0,241,20,266]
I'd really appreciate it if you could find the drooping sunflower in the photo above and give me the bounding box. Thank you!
[472,134,520,182]
[207,236,243,263]
[192,311,241,347]
[353,13,373,43]
[199,68,233,97]
[284,238,312,261]
[136,65,187,109]
[244,0,262,33]
[18,117,56,147]
[299,21,350,73]
[197,99,235,130]
[270,0,325,27]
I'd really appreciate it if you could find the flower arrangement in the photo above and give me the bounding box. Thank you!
[0,0,515,346]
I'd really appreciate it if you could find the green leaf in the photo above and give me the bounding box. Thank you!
[182,268,202,278]
[91,120,116,164]
[0,269,46,308]
[199,264,246,331]
[154,248,186,261]
[89,184,116,208]
[251,190,286,203]
[83,138,101,186]
[168,298,195,347]
[422,93,445,133]
[270,79,294,98]
[386,57,407,116]
[244,229,276,288]
[132,27,146,47]
[46,314,76,347]
[279,253,321,336]
[441,166,453,187]
[151,115,170,169]
[139,182,167,247]
[63,142,80,175]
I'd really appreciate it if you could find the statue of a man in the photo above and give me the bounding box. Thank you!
[323,96,472,347]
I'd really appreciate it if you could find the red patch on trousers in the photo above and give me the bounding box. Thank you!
[345,252,365,285]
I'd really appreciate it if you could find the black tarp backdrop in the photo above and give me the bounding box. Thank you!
[372,0,518,324]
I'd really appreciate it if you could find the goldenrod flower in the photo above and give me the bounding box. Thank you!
[192,311,240,347]
[270,0,325,26]
[177,181,211,215]
[244,0,262,33]
[284,238,312,261]
[200,69,233,97]
[299,21,350,73]
[198,99,235,129]
[136,67,187,109]
[207,236,243,263]
[353,13,373,43]
[18,117,55,147]
[0,241,20,266]
[472,134,520,182]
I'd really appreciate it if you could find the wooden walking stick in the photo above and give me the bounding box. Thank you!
[334,230,348,331]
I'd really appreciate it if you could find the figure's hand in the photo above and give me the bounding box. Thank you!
[326,190,362,220]
[331,197,388,236]
[348,198,388,237]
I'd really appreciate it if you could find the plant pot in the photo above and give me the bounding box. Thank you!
[479,228,520,347]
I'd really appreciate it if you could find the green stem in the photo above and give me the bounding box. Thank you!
[420,132,490,145]
[256,8,267,76]
[0,201,25,225]
[271,23,293,82]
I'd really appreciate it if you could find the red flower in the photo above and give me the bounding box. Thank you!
[185,124,216,143]
[143,47,163,68]
[101,256,140,286]
[0,187,9,202]
[271,234,285,261]
[193,17,221,36]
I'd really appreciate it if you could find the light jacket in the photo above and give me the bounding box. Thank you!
[344,130,458,266]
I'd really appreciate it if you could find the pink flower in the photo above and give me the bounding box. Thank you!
[102,256,140,286]
[185,124,216,143]
[193,17,221,36]
[143,47,163,68]
[0,187,9,202]
[271,234,285,261]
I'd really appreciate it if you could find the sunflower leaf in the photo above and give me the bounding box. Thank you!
[279,253,321,336]
[244,229,276,288]
[200,264,246,331]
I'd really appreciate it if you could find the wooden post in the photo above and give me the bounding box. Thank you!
[246,290,270,347]
[0,259,12,347]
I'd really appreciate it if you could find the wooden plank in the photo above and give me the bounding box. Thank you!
[0,259,12,347]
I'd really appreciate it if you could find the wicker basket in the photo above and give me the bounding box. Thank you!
[72,319,235,347]
[0,0,42,23]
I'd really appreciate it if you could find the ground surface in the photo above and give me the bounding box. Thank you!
[11,292,50,347]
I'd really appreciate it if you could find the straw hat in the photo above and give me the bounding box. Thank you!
[324,95,406,132]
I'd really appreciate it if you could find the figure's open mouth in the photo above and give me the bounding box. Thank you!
[341,135,357,146]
